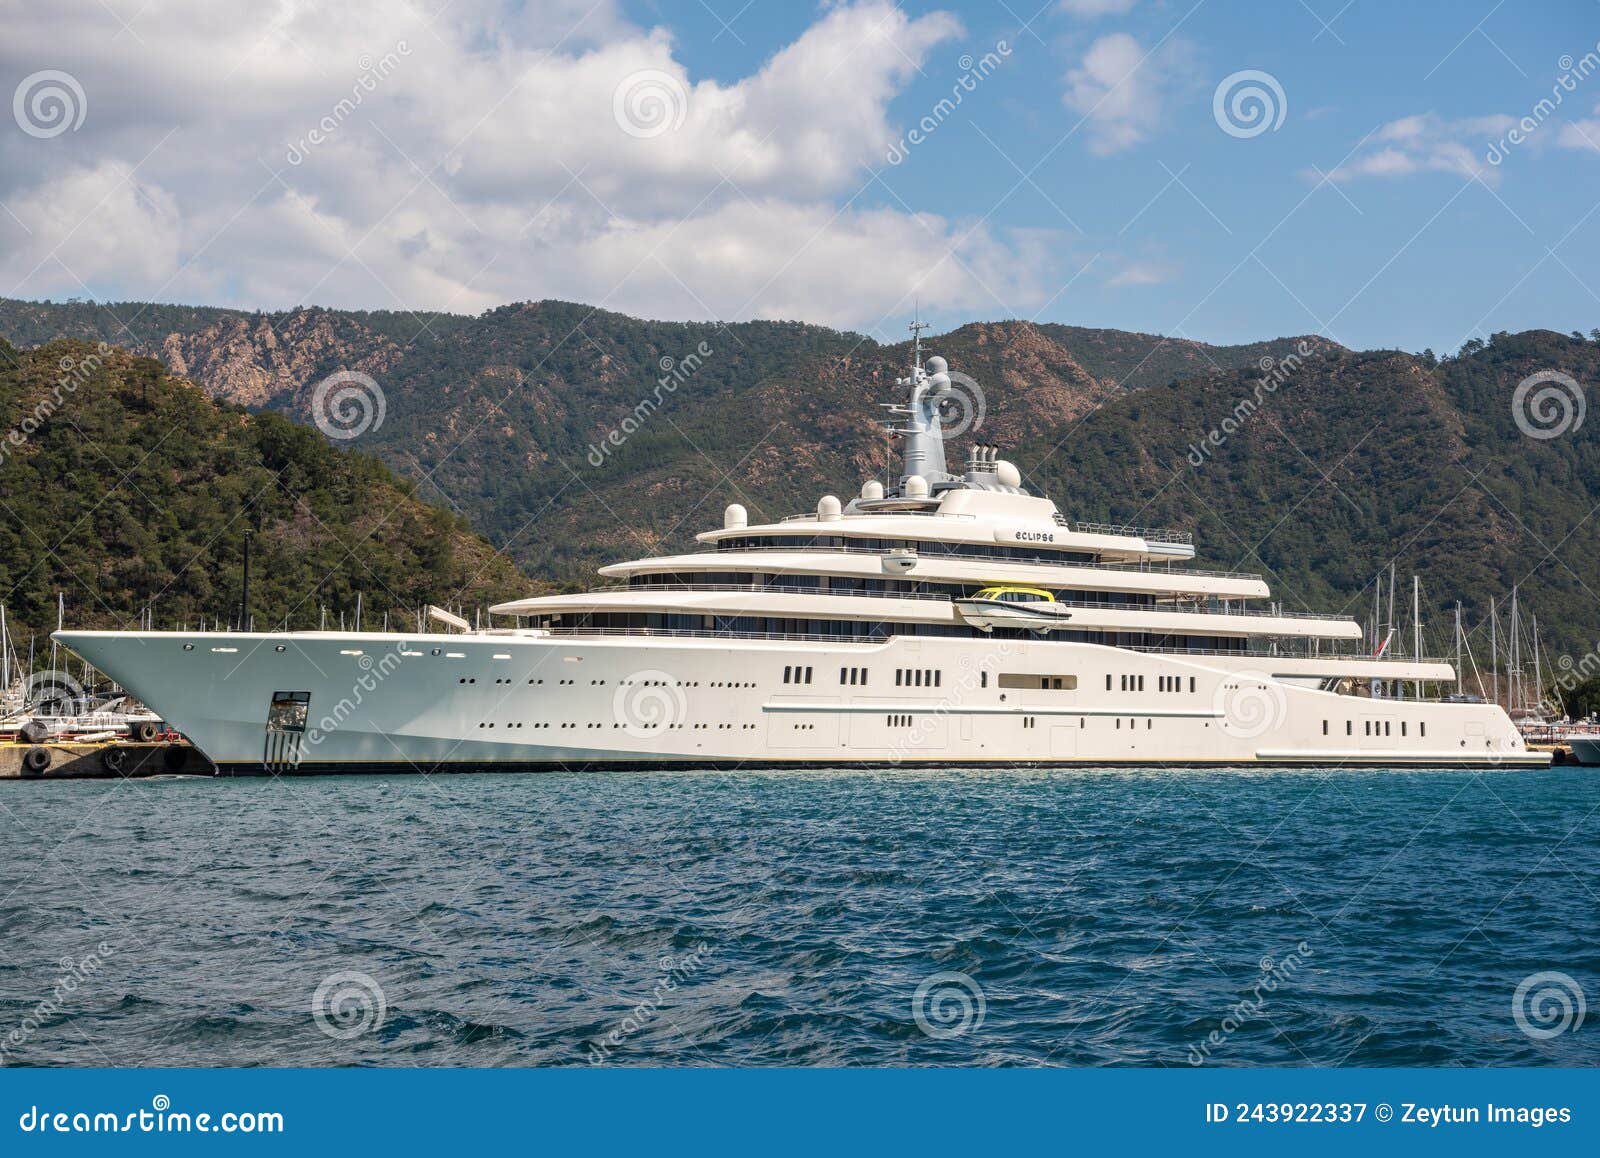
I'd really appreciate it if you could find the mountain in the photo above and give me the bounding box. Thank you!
[0,297,1333,579]
[3,297,1599,661]
[0,337,532,651]
[1019,329,1600,659]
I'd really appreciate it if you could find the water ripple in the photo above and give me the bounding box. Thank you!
[0,767,1595,1066]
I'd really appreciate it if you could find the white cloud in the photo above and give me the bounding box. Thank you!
[0,1,1056,333]
[1322,112,1513,184]
[1060,0,1140,16]
[1107,261,1173,287]
[1062,33,1178,154]
[1557,103,1600,152]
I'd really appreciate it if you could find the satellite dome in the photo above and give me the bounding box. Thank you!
[724,503,747,529]
[817,494,842,521]
[995,460,1022,488]
[925,355,948,374]
[861,480,884,500]
[905,474,929,497]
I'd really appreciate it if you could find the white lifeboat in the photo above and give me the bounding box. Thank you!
[955,586,1074,633]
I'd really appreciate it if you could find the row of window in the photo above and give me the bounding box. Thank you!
[782,665,815,684]
[629,571,1156,607]
[1323,720,1426,738]
[531,610,1248,652]
[840,666,869,685]
[1110,673,1197,693]
[714,534,1098,565]
[895,668,942,688]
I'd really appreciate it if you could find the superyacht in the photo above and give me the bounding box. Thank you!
[55,333,1544,772]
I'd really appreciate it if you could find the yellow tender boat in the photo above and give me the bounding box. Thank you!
[954,586,1075,633]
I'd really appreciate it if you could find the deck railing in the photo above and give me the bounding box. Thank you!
[598,582,1354,623]
[709,542,1255,580]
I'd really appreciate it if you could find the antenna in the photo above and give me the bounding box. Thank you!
[909,317,929,373]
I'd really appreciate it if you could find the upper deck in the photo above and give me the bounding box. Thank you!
[695,486,1196,566]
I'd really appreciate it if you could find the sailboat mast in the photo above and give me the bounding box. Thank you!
[1454,601,1463,692]
[1412,574,1421,699]
[1491,597,1499,707]
[1510,585,1521,715]
[1532,613,1545,717]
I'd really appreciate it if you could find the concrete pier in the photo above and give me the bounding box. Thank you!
[0,740,210,779]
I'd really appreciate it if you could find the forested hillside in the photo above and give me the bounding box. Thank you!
[3,297,1598,660]
[0,337,532,650]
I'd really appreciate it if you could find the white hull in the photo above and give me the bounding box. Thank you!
[55,629,1546,773]
[955,597,1076,633]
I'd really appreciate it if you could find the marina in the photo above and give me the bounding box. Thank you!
[43,334,1551,774]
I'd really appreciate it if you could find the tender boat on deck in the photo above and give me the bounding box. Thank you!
[956,586,1074,633]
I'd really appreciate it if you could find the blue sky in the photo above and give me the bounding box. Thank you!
[663,0,1600,352]
[2,1,1597,352]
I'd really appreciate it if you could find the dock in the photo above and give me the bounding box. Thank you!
[0,740,209,779]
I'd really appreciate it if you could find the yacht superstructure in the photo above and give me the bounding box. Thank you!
[55,334,1545,772]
